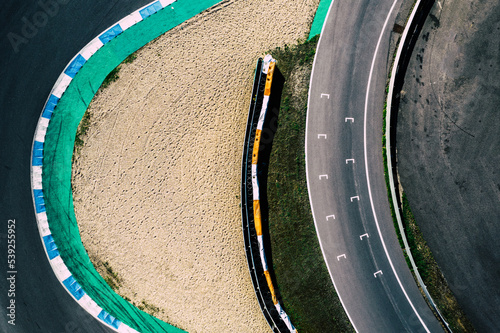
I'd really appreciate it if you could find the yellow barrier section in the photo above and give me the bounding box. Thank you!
[264,62,275,96]
[253,200,263,236]
[264,270,278,305]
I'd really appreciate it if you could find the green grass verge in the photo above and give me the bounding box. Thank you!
[266,36,354,333]
[401,194,476,333]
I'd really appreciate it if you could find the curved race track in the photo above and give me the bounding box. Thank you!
[306,0,443,331]
[0,1,151,331]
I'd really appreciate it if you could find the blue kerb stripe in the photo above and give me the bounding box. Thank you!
[98,310,121,329]
[42,234,60,259]
[41,94,60,119]
[99,24,124,44]
[33,189,46,213]
[62,275,85,300]
[139,1,163,19]
[32,141,44,166]
[64,54,86,78]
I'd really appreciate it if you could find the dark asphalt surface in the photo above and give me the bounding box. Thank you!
[306,0,443,332]
[396,1,500,331]
[0,1,152,332]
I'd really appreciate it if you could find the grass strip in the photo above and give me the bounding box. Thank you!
[400,193,476,332]
[266,36,354,333]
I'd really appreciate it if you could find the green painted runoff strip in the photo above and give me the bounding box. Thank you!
[42,1,220,332]
[309,0,334,39]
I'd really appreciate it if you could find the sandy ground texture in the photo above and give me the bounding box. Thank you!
[71,0,319,332]
[396,1,500,331]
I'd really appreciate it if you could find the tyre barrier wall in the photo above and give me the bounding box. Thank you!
[241,55,297,333]
[385,0,451,332]
[29,0,223,332]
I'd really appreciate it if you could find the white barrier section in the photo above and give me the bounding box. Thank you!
[29,1,179,332]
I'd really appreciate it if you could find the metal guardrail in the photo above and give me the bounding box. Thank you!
[241,58,291,333]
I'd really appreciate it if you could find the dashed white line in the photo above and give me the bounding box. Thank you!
[350,196,359,202]
[326,214,336,221]
[319,174,329,180]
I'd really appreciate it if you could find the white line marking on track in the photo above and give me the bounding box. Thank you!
[350,196,359,202]
[326,215,335,221]
[363,1,431,331]
[319,174,328,180]
[318,134,327,139]
[360,233,369,240]
[305,1,360,331]
[346,158,355,164]
[321,93,330,99]
[374,270,383,278]
[337,254,346,261]
[345,117,354,123]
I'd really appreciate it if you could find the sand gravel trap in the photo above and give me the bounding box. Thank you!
[71,1,319,332]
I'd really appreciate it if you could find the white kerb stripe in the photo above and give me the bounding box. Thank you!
[159,0,176,7]
[36,212,51,237]
[51,256,72,281]
[78,294,103,317]
[52,74,73,99]
[32,166,43,188]
[118,11,143,30]
[35,117,49,142]
[80,38,104,60]
[117,324,141,333]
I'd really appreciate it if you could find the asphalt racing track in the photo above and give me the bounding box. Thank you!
[306,1,443,331]
[0,1,152,332]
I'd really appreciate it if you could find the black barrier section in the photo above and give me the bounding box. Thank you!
[389,0,435,215]
[241,59,291,333]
